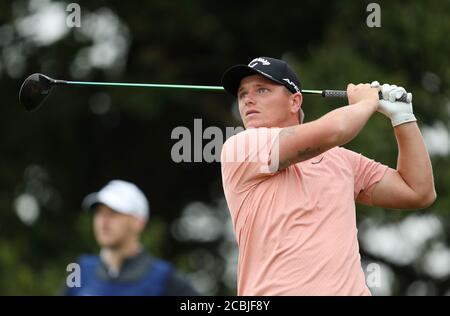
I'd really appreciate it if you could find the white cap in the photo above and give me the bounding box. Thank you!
[82,180,149,221]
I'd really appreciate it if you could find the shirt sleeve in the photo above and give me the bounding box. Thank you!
[340,147,389,202]
[220,127,282,194]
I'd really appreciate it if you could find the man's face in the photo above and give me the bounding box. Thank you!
[237,75,300,128]
[93,204,142,249]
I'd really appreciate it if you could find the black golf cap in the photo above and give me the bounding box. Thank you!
[221,57,301,97]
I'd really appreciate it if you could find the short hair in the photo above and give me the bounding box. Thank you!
[298,108,305,124]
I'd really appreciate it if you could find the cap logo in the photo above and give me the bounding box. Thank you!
[248,57,271,68]
[282,78,300,93]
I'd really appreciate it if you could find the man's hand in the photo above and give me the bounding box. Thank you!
[347,83,379,109]
[370,81,416,127]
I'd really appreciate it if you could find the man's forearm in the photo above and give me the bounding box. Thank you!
[277,99,377,169]
[394,122,436,200]
[327,99,378,145]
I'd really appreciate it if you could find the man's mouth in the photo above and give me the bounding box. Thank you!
[245,109,260,117]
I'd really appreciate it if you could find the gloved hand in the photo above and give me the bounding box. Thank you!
[370,81,416,127]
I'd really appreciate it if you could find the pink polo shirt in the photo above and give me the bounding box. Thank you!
[221,127,389,296]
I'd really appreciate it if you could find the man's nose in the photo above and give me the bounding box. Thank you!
[243,92,255,106]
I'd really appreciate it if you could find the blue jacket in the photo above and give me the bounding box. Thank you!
[65,251,199,296]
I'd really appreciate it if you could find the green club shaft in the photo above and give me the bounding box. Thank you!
[66,81,324,95]
[67,81,225,91]
[301,90,322,95]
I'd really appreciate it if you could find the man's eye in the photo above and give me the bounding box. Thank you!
[239,92,247,99]
[258,88,269,93]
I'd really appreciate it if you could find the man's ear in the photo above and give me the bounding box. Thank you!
[132,218,147,233]
[291,92,303,114]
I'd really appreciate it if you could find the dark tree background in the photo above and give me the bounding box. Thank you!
[0,0,449,295]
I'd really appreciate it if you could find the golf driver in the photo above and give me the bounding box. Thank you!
[19,73,409,112]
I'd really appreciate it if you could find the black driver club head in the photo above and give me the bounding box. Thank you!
[19,73,56,111]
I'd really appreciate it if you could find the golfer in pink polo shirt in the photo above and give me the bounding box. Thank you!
[220,57,436,295]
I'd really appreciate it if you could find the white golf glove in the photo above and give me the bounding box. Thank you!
[370,81,416,127]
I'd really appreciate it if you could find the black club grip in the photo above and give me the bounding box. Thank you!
[322,90,408,103]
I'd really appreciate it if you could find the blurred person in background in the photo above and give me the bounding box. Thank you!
[63,180,200,296]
